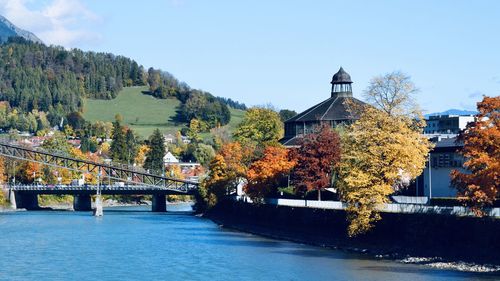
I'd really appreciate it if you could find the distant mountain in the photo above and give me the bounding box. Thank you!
[0,15,43,44]
[425,109,477,117]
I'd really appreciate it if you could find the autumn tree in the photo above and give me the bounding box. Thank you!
[198,142,254,210]
[187,118,205,144]
[144,129,166,174]
[451,96,500,216]
[24,162,43,183]
[134,144,150,167]
[338,106,431,236]
[198,155,229,209]
[219,142,255,184]
[233,107,284,147]
[363,71,420,118]
[0,156,7,183]
[245,145,296,202]
[292,124,341,200]
[0,157,5,204]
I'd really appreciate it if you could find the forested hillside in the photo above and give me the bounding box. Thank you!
[0,37,245,133]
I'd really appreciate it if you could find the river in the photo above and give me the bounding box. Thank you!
[0,204,497,281]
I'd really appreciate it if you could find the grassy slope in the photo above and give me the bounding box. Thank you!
[83,86,245,139]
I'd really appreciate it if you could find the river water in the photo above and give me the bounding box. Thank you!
[0,204,497,281]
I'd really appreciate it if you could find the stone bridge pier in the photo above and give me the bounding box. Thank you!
[10,190,39,210]
[152,194,167,212]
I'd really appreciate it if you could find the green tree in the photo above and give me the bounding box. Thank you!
[193,143,216,166]
[144,129,166,174]
[279,109,297,122]
[110,114,126,161]
[66,112,86,130]
[233,107,284,146]
[125,129,139,165]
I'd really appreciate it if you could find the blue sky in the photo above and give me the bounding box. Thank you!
[1,0,499,113]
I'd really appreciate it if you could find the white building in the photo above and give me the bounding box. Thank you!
[416,136,466,198]
[163,152,179,164]
[163,134,175,144]
[424,115,474,135]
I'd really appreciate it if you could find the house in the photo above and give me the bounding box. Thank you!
[415,136,466,198]
[163,134,175,144]
[181,136,191,144]
[411,114,476,198]
[163,152,179,164]
[280,67,366,146]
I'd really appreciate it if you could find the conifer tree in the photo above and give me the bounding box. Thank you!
[144,129,165,174]
[125,129,138,165]
[110,114,126,161]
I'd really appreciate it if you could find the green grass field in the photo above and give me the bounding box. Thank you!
[83,86,245,139]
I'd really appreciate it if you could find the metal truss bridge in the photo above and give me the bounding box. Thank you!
[0,141,198,192]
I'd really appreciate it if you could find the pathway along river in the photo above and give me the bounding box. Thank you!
[0,203,498,281]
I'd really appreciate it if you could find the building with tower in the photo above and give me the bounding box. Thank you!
[280,67,366,146]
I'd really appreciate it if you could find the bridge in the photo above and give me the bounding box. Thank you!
[0,141,199,213]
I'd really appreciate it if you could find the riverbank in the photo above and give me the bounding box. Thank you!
[206,200,500,272]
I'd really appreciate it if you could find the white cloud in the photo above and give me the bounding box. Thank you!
[0,0,102,47]
[468,91,482,99]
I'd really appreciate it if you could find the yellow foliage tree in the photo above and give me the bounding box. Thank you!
[338,106,431,236]
[219,142,254,180]
[166,164,184,180]
[0,157,5,204]
[0,156,7,184]
[200,155,229,209]
[134,144,149,167]
[100,142,111,155]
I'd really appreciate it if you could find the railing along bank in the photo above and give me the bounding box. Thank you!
[231,196,500,218]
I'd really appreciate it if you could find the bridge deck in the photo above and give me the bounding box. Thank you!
[10,185,196,195]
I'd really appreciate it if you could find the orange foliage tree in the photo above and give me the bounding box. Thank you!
[218,142,255,181]
[197,142,255,210]
[25,162,43,183]
[451,96,500,216]
[245,145,296,202]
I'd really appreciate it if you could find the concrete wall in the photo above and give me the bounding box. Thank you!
[208,200,500,264]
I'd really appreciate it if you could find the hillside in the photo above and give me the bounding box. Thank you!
[0,15,42,43]
[425,109,477,117]
[84,86,245,138]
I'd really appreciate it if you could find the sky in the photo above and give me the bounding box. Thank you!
[0,0,499,114]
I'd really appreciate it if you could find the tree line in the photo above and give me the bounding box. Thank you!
[198,71,499,237]
[0,37,246,133]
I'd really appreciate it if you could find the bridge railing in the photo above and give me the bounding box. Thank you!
[0,140,199,190]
